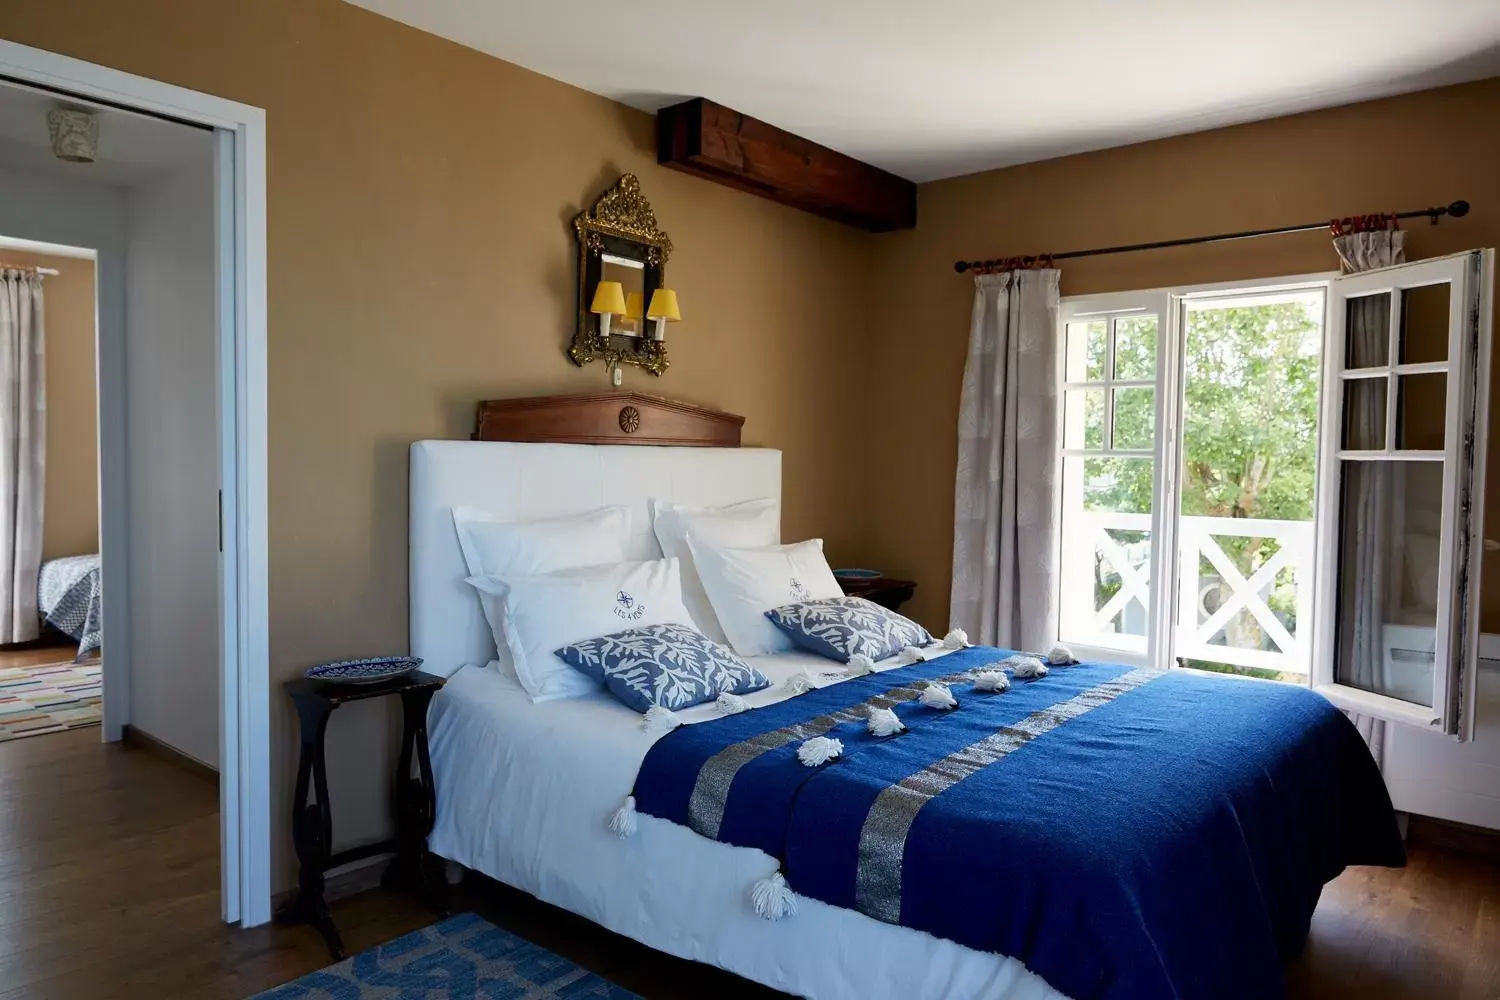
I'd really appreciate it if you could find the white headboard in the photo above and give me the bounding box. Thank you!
[409,440,782,676]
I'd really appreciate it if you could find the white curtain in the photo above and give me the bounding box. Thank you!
[950,269,1061,651]
[1334,227,1405,771]
[0,268,45,643]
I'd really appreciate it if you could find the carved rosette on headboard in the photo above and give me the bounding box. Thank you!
[474,392,743,447]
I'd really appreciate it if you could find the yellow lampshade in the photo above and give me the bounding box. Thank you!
[624,291,644,320]
[590,280,626,316]
[646,288,681,322]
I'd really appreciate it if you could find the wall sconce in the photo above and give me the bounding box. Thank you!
[646,288,681,342]
[590,280,626,339]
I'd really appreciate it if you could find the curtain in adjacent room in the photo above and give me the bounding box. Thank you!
[1333,222,1406,771]
[0,267,45,643]
[950,268,1061,651]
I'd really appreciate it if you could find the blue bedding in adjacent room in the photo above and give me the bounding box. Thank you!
[632,648,1404,1000]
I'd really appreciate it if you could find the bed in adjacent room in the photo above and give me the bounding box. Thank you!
[410,393,1403,1000]
[38,553,102,660]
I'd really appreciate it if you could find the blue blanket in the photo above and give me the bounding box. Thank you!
[633,649,1403,1000]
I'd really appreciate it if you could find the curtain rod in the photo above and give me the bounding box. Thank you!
[952,200,1471,274]
[0,262,60,276]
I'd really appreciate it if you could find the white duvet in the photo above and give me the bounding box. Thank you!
[427,652,1068,1000]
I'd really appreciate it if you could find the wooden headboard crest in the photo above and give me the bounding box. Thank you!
[474,392,743,447]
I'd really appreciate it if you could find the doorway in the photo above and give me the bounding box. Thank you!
[0,39,270,926]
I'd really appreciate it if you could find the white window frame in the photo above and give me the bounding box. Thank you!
[1056,274,1336,675]
[1311,251,1494,739]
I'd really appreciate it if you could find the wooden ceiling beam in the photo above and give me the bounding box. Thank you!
[656,98,916,233]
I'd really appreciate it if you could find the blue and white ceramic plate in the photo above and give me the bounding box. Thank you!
[833,567,883,581]
[304,656,423,685]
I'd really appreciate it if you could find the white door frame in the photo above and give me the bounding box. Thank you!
[0,40,271,927]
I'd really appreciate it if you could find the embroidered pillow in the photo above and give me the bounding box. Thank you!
[556,622,772,714]
[764,597,933,663]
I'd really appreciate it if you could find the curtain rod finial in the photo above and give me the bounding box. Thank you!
[1448,200,1470,219]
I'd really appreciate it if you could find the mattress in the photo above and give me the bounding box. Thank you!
[427,651,1067,1000]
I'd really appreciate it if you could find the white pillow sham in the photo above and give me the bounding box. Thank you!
[452,505,631,678]
[467,557,695,704]
[650,497,779,644]
[688,537,844,658]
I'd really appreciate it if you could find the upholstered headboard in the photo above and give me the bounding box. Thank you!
[409,437,781,676]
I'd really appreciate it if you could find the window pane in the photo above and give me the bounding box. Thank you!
[1342,377,1387,450]
[1059,456,1153,653]
[1345,293,1390,368]
[1112,388,1154,449]
[1113,316,1157,380]
[1399,283,1449,365]
[1334,460,1443,707]
[1066,320,1108,382]
[1396,372,1446,450]
[1064,389,1105,449]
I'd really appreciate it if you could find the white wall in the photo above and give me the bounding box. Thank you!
[124,164,219,767]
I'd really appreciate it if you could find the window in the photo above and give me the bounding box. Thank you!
[1054,251,1494,740]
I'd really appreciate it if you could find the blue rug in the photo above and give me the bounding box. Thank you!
[254,913,642,999]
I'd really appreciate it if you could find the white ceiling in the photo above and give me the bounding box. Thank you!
[0,82,212,186]
[346,0,1500,182]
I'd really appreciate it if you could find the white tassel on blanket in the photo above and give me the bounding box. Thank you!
[920,681,958,710]
[642,705,683,737]
[897,645,928,665]
[750,871,798,920]
[973,670,1011,693]
[609,795,638,838]
[1004,654,1049,679]
[845,653,876,676]
[715,692,749,715]
[867,706,905,737]
[781,669,821,696]
[1046,643,1077,665]
[941,628,970,650]
[797,736,844,767]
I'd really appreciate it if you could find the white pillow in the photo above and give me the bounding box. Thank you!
[452,505,630,678]
[467,558,695,704]
[688,538,843,658]
[650,497,779,643]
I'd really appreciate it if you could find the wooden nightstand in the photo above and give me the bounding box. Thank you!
[838,577,917,612]
[277,670,448,959]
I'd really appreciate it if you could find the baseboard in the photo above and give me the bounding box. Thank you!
[1407,813,1500,861]
[121,725,218,782]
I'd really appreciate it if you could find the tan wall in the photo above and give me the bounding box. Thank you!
[1,250,98,561]
[866,76,1500,635]
[0,0,872,882]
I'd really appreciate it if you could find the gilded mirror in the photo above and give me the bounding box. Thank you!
[569,174,673,376]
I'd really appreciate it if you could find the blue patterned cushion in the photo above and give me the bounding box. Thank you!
[764,597,932,662]
[556,622,771,713]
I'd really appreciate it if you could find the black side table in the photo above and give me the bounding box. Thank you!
[839,576,917,612]
[276,669,448,959]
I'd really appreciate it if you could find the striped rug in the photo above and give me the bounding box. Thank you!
[0,656,102,742]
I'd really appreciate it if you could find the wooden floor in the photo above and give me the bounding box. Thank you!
[1,727,1496,1000]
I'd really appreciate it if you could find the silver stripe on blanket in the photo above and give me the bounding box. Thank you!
[685,662,1004,840]
[853,667,1163,924]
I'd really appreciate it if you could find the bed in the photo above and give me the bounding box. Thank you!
[410,393,1403,1000]
[38,553,102,660]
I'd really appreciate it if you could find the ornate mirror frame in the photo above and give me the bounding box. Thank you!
[569,174,674,377]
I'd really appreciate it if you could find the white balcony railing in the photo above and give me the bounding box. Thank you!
[1060,512,1315,675]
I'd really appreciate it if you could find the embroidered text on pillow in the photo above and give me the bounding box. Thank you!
[613,590,647,622]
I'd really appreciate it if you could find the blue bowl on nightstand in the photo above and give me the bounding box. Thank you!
[304,656,423,685]
[834,568,883,581]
